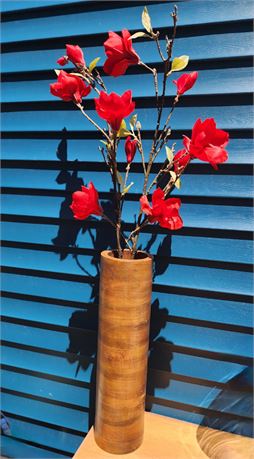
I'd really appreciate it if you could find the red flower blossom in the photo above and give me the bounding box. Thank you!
[57,44,85,67]
[50,70,91,104]
[125,136,138,163]
[103,29,140,77]
[70,182,102,220]
[140,188,183,230]
[95,90,135,131]
[183,118,229,169]
[173,71,198,95]
[173,149,191,173]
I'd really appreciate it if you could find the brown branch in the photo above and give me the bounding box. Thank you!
[154,32,167,62]
[76,104,111,143]
[102,213,132,251]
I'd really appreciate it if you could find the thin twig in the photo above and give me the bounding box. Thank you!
[102,213,132,251]
[167,6,178,61]
[147,159,168,194]
[98,146,107,164]
[76,103,111,143]
[94,69,107,92]
[123,163,131,191]
[127,218,149,244]
[155,95,179,150]
[154,32,166,62]
[137,127,146,176]
[139,61,155,73]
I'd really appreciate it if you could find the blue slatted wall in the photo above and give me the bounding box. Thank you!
[1,0,253,457]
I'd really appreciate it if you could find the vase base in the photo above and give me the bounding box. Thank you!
[94,432,143,455]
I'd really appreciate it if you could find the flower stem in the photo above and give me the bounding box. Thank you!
[139,61,154,73]
[76,103,111,143]
[102,213,132,251]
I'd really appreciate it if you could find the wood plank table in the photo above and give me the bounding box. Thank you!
[73,412,253,458]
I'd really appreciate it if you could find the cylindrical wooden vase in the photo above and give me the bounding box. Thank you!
[94,250,153,454]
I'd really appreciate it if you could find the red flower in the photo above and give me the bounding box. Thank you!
[57,56,68,66]
[125,136,138,163]
[103,29,140,77]
[57,44,85,67]
[95,90,135,131]
[173,149,191,173]
[70,182,102,220]
[140,188,183,230]
[173,71,198,95]
[183,118,229,169]
[50,70,91,104]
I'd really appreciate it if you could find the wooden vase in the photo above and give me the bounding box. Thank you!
[94,250,153,454]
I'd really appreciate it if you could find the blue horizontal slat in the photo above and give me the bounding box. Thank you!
[151,292,253,328]
[1,0,87,12]
[151,402,204,425]
[1,435,69,459]
[1,343,92,383]
[2,68,253,103]
[2,369,248,421]
[1,138,253,164]
[2,369,89,408]
[1,342,246,385]
[1,245,253,295]
[2,289,253,328]
[2,169,252,198]
[2,32,253,73]
[2,1,253,43]
[2,106,253,132]
[2,271,250,332]
[0,414,82,455]
[2,222,253,264]
[1,313,253,358]
[2,195,253,231]
[1,273,95,304]
[152,380,222,413]
[1,392,88,432]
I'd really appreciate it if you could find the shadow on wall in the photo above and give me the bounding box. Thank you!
[51,132,174,429]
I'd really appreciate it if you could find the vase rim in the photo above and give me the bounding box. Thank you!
[101,249,152,263]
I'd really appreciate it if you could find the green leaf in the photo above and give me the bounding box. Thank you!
[54,69,61,76]
[88,57,100,72]
[99,140,108,146]
[165,146,173,163]
[117,119,131,137]
[142,6,153,33]
[129,31,151,40]
[122,182,134,195]
[129,114,137,129]
[116,171,124,187]
[171,55,189,72]
[170,171,177,181]
[175,178,181,189]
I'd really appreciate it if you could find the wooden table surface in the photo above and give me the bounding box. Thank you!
[73,412,253,459]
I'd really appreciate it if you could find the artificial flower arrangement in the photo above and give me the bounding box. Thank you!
[50,6,230,454]
[50,6,229,259]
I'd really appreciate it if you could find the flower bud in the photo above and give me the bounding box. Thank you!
[125,136,138,163]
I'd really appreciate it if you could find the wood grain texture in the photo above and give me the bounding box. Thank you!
[74,411,254,459]
[94,250,153,454]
